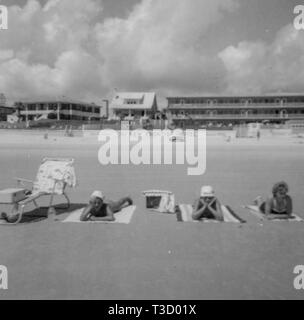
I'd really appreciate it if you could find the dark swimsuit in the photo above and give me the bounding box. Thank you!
[259,198,287,215]
[197,201,217,219]
[90,203,108,217]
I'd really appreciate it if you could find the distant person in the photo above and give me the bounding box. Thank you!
[254,181,293,220]
[257,130,261,140]
[192,186,224,221]
[80,191,133,222]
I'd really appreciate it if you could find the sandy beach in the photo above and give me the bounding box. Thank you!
[0,130,304,299]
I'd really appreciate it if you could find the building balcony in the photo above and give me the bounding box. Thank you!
[20,110,52,115]
[20,110,100,116]
[171,114,304,120]
[168,103,304,110]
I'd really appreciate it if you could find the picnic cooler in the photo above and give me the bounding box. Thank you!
[0,188,27,204]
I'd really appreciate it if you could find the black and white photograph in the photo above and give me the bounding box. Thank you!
[0,0,304,303]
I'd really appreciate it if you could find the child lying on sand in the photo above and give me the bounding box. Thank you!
[192,186,224,222]
[254,181,293,220]
[80,191,133,222]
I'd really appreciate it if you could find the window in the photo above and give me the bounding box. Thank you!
[125,99,141,105]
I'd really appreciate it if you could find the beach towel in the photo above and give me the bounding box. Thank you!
[142,190,175,213]
[62,205,136,224]
[178,204,245,223]
[243,205,303,222]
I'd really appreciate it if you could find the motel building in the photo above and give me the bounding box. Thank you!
[109,92,158,120]
[166,93,304,128]
[14,97,103,122]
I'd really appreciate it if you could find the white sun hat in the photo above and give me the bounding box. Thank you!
[200,185,215,197]
[91,190,104,200]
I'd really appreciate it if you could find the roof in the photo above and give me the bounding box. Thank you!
[15,96,102,108]
[110,92,156,110]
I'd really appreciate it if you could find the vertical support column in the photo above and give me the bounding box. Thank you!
[36,103,39,119]
[70,104,72,120]
[25,104,28,122]
[57,102,61,120]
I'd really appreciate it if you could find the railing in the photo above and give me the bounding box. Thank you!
[20,110,100,116]
[171,114,304,120]
[168,103,304,109]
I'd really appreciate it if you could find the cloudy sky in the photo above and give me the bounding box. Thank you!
[0,0,303,106]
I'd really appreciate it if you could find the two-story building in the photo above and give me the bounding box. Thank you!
[167,93,304,128]
[14,97,104,122]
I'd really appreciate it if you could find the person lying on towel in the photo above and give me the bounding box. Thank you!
[254,181,293,220]
[80,191,133,222]
[192,186,224,221]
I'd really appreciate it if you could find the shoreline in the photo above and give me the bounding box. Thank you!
[0,128,303,147]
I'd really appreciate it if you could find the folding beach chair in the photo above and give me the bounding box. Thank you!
[1,158,77,224]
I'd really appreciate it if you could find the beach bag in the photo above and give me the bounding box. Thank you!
[142,190,175,213]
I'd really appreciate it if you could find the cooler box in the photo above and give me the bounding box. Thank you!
[0,188,27,204]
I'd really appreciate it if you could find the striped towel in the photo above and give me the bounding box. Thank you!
[243,205,303,222]
[62,205,136,224]
[178,204,245,223]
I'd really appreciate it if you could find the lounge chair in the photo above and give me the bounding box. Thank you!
[0,158,77,224]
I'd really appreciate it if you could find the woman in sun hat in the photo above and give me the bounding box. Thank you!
[192,185,224,221]
[80,190,133,222]
[254,181,293,220]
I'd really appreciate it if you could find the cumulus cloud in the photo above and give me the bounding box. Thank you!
[95,0,237,95]
[1,0,304,107]
[0,0,238,105]
[0,0,103,102]
[219,24,304,94]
